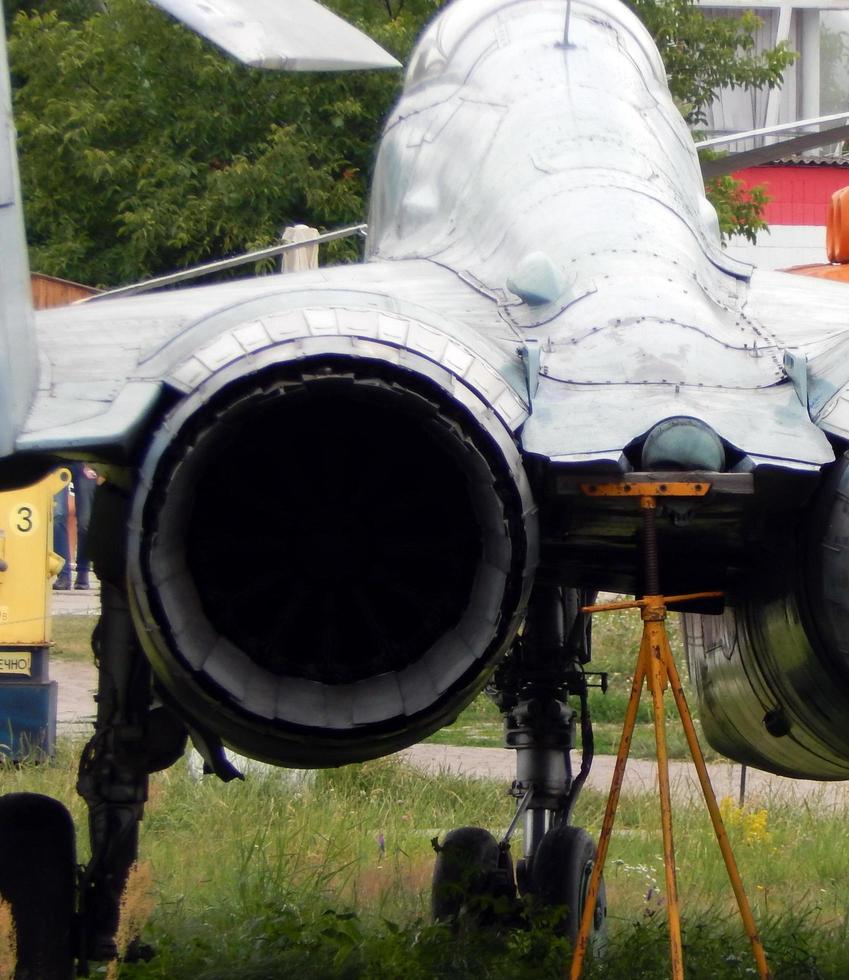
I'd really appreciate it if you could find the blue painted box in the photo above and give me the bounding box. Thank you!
[0,680,58,760]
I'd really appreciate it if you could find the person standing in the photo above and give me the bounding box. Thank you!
[53,463,97,590]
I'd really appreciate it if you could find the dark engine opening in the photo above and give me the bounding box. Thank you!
[185,377,481,684]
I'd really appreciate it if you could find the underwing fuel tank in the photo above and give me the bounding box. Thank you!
[127,318,538,767]
[685,453,849,779]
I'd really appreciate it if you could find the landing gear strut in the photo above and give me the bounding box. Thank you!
[0,483,188,978]
[76,484,188,971]
[431,583,607,946]
[76,580,155,968]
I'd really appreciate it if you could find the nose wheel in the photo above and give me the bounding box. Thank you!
[431,818,607,948]
[431,584,607,949]
[529,825,606,948]
[431,827,516,928]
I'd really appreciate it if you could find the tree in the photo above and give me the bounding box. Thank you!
[628,0,795,124]
[3,0,99,31]
[8,0,437,285]
[7,0,794,285]
[628,0,797,243]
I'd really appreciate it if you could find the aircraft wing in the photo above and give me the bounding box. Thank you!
[18,253,849,475]
[19,261,530,459]
[150,0,401,70]
[1,0,397,464]
[744,268,849,442]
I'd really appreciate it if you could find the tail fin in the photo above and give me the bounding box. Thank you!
[0,17,37,458]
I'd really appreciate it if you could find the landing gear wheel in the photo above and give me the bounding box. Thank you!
[530,825,606,950]
[432,827,516,928]
[0,792,77,980]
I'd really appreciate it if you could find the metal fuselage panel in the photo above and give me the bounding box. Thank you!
[368,0,834,469]
[19,0,847,473]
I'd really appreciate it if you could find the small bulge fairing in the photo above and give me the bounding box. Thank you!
[368,0,738,290]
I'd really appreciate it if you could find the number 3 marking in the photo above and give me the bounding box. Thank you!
[15,506,34,533]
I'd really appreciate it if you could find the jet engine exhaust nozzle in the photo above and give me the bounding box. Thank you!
[128,353,537,767]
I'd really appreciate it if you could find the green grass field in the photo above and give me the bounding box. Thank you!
[54,609,708,758]
[50,614,98,662]
[1,743,848,978]
[21,613,845,976]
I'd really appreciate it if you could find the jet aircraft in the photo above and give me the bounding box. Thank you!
[4,0,849,974]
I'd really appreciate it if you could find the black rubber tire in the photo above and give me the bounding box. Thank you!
[431,826,515,926]
[0,792,77,980]
[529,825,607,948]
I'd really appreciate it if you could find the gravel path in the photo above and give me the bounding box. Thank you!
[397,743,849,808]
[52,659,97,735]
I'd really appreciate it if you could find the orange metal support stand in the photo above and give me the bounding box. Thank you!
[567,486,770,980]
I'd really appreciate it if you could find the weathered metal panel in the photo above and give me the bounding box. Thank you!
[0,16,37,458]
[15,0,849,476]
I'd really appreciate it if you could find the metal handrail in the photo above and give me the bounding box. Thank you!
[694,111,849,150]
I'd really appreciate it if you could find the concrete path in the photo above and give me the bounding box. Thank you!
[52,659,97,735]
[49,580,100,736]
[398,743,849,809]
[50,580,100,617]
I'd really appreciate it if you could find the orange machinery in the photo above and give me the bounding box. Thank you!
[786,185,849,282]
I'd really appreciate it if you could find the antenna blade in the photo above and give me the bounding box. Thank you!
[151,0,401,70]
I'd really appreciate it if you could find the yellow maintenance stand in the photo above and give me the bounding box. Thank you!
[0,468,70,760]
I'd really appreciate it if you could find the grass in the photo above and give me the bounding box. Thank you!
[50,614,98,662]
[21,611,835,974]
[2,744,849,977]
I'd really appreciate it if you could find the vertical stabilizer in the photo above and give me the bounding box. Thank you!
[0,17,37,458]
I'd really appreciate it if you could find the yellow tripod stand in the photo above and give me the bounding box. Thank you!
[568,483,770,980]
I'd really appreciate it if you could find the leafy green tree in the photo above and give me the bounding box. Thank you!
[8,0,435,285]
[3,0,100,32]
[628,0,797,243]
[629,0,795,124]
[7,0,795,286]
[704,173,771,243]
